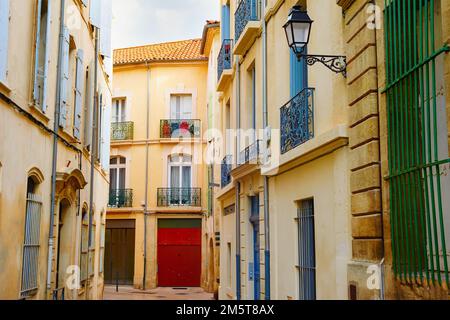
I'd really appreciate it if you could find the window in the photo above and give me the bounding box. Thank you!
[112,98,126,123]
[0,0,10,84]
[32,0,51,111]
[384,0,450,286]
[73,49,84,140]
[110,156,126,192]
[170,94,192,120]
[80,207,89,282]
[297,199,316,300]
[99,211,105,274]
[168,154,192,205]
[20,176,43,298]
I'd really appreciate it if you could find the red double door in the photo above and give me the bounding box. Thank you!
[157,219,202,287]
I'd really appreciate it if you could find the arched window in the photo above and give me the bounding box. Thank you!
[20,174,43,298]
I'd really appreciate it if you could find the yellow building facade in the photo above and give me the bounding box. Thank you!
[108,39,213,290]
[214,0,450,300]
[0,0,112,300]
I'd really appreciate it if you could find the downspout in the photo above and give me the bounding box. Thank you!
[143,63,151,290]
[46,0,66,297]
[86,26,100,300]
[262,0,271,300]
[235,56,242,300]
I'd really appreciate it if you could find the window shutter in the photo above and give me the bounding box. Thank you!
[221,5,230,42]
[100,100,111,170]
[0,0,10,83]
[59,26,70,128]
[84,62,94,149]
[41,0,52,112]
[290,48,308,98]
[32,0,43,104]
[89,0,101,28]
[73,49,84,140]
[99,0,112,58]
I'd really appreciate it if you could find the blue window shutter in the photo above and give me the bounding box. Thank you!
[59,26,70,128]
[41,0,52,112]
[0,0,10,83]
[73,49,84,140]
[221,5,230,42]
[100,99,111,170]
[32,0,43,104]
[89,0,101,28]
[99,0,112,58]
[290,48,308,98]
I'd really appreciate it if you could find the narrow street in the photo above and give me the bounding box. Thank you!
[103,286,214,301]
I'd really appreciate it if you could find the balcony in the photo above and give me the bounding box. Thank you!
[221,155,233,188]
[280,88,315,154]
[111,122,134,141]
[234,0,261,55]
[238,140,262,165]
[108,189,133,208]
[160,119,201,139]
[217,39,234,92]
[157,188,202,207]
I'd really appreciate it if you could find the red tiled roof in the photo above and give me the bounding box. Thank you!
[113,39,207,66]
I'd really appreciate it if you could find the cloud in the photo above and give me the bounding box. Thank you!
[112,0,220,49]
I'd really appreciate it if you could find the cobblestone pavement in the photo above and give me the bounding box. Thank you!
[103,285,214,300]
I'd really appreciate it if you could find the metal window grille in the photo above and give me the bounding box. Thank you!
[384,0,450,286]
[297,199,316,300]
[20,193,43,298]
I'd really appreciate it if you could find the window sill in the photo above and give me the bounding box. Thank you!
[0,80,11,94]
[58,127,80,144]
[29,103,50,123]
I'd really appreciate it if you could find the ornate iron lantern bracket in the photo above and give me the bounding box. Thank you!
[296,53,347,77]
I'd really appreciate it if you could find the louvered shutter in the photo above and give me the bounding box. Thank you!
[0,0,10,83]
[59,26,70,128]
[73,49,84,140]
[32,0,43,104]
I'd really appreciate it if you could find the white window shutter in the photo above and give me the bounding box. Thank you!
[99,0,112,58]
[89,0,101,28]
[73,49,84,140]
[59,26,70,128]
[0,0,10,83]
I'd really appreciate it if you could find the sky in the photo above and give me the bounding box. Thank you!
[112,0,220,49]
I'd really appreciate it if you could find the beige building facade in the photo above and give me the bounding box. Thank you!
[0,0,112,300]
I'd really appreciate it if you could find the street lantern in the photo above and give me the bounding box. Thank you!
[284,6,347,77]
[283,6,313,55]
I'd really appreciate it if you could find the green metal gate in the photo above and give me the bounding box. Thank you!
[384,0,449,287]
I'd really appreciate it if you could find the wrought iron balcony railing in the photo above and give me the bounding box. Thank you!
[111,122,134,141]
[108,189,133,208]
[160,119,201,139]
[235,0,260,41]
[280,88,315,154]
[157,188,201,207]
[221,155,233,188]
[238,140,262,165]
[218,39,233,81]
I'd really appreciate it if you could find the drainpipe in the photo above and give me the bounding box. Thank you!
[86,26,100,300]
[46,0,66,297]
[235,182,241,300]
[235,55,242,301]
[143,63,151,290]
[262,1,271,300]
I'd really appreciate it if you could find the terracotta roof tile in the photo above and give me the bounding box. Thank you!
[114,39,207,65]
